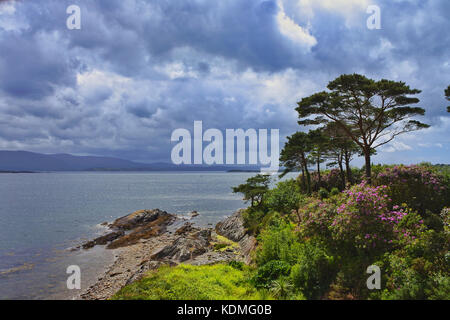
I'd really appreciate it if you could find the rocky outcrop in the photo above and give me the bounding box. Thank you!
[151,229,212,262]
[110,209,168,230]
[239,234,257,264]
[215,209,247,242]
[81,209,177,250]
[82,231,125,249]
[107,214,175,249]
[216,209,257,264]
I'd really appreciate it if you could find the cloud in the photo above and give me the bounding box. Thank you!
[276,0,317,48]
[0,0,448,165]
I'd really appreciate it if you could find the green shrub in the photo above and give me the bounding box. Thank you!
[242,209,266,235]
[374,164,449,216]
[256,220,301,266]
[330,187,340,197]
[228,261,245,270]
[318,188,329,200]
[252,260,291,289]
[264,179,304,214]
[290,241,337,299]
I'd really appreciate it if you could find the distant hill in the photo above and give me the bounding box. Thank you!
[0,151,262,172]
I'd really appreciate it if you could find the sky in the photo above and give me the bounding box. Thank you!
[0,0,448,166]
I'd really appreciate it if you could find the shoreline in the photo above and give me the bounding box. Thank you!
[77,209,254,300]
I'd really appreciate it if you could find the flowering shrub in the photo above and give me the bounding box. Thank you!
[330,183,397,254]
[296,198,336,239]
[329,182,428,257]
[306,169,344,192]
[374,165,449,215]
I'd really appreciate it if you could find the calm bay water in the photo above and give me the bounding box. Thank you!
[0,171,269,300]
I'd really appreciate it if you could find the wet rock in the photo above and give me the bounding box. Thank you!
[189,211,199,218]
[110,209,169,230]
[175,222,197,235]
[107,214,175,249]
[82,231,125,249]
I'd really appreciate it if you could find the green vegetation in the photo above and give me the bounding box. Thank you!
[213,235,239,252]
[232,174,271,208]
[239,163,449,300]
[112,264,270,300]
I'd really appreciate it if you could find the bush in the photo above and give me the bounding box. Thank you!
[242,209,266,235]
[296,197,336,240]
[318,188,329,199]
[330,187,340,197]
[374,164,449,216]
[308,169,344,192]
[252,260,291,289]
[228,261,245,270]
[290,241,337,299]
[264,179,304,214]
[330,182,423,257]
[256,220,301,266]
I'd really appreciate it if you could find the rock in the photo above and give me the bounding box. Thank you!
[109,272,122,277]
[110,209,168,230]
[151,230,212,263]
[175,222,197,235]
[239,234,257,264]
[125,261,163,286]
[82,231,125,249]
[107,214,176,249]
[215,209,247,242]
[189,211,199,218]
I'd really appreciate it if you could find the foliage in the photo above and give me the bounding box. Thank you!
[252,260,291,289]
[256,220,301,266]
[264,179,304,214]
[318,188,329,200]
[112,264,267,300]
[280,132,313,193]
[232,174,271,208]
[330,187,340,196]
[309,169,344,193]
[269,277,294,300]
[373,164,449,216]
[289,240,337,300]
[242,209,279,235]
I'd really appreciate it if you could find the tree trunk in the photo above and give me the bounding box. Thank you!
[364,150,372,184]
[317,156,321,186]
[344,150,353,185]
[302,154,311,194]
[338,156,345,190]
[300,167,306,192]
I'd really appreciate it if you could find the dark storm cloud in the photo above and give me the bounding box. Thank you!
[0,0,448,163]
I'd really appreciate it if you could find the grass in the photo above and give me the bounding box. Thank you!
[112,264,271,300]
[212,234,239,252]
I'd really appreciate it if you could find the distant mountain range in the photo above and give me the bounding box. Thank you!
[0,151,261,172]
